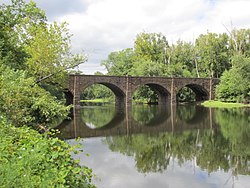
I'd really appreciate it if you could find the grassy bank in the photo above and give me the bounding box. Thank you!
[201,100,250,108]
[81,98,114,103]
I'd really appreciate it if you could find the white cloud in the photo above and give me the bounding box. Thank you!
[2,0,250,74]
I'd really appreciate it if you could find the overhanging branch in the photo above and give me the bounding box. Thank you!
[35,62,83,84]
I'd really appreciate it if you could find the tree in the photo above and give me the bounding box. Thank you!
[25,21,86,87]
[134,32,169,64]
[165,40,196,77]
[228,28,250,57]
[195,32,230,78]
[216,55,250,102]
[102,48,135,76]
[0,65,70,129]
[0,0,46,69]
[0,0,86,88]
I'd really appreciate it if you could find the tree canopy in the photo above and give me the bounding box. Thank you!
[101,29,250,103]
[0,0,95,187]
[0,0,87,128]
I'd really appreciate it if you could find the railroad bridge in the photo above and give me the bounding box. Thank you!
[67,75,220,107]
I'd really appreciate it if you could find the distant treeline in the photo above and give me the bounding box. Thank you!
[84,30,250,103]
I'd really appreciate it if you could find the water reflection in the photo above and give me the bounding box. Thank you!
[58,104,250,187]
[58,104,213,139]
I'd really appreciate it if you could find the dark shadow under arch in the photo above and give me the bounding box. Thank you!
[133,83,171,105]
[82,82,126,106]
[177,84,209,102]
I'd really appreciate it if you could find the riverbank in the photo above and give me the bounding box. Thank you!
[201,100,250,108]
[81,99,114,103]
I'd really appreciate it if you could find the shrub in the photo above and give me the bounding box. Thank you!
[0,117,95,188]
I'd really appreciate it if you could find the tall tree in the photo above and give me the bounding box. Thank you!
[25,21,86,87]
[134,32,169,64]
[166,40,196,77]
[0,0,86,87]
[195,32,230,78]
[102,48,135,76]
[228,28,250,57]
[0,0,87,127]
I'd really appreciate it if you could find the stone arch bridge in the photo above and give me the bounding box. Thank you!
[67,75,220,107]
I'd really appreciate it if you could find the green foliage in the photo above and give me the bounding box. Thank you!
[81,105,116,128]
[102,48,135,76]
[130,59,166,76]
[229,28,250,57]
[195,32,230,78]
[0,66,69,129]
[0,0,86,88]
[0,0,46,70]
[0,1,95,187]
[166,40,196,77]
[24,21,86,87]
[216,55,250,102]
[101,31,231,102]
[134,32,169,64]
[81,84,114,101]
[0,0,88,128]
[104,105,249,175]
[133,85,158,103]
[177,87,195,102]
[0,117,95,187]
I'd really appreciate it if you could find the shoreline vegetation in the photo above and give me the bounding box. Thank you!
[81,99,250,108]
[201,100,250,108]
[81,99,154,105]
[0,119,95,187]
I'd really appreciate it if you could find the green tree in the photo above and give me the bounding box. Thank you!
[216,55,250,102]
[25,21,86,87]
[1,0,86,88]
[102,48,135,76]
[81,84,114,101]
[134,32,169,64]
[228,28,250,57]
[0,65,70,129]
[195,32,230,78]
[166,40,196,77]
[0,0,46,69]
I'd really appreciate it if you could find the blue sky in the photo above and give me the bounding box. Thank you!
[2,0,250,74]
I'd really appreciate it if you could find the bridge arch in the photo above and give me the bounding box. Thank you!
[131,82,171,105]
[81,82,126,106]
[176,83,209,102]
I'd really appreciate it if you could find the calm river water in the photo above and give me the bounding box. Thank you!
[58,104,250,188]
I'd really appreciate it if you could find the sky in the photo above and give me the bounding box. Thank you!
[2,0,250,74]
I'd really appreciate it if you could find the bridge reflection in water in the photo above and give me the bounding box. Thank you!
[57,104,216,139]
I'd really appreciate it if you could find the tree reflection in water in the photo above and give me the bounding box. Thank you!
[104,107,250,176]
[59,103,250,179]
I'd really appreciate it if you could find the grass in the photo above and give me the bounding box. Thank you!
[201,100,250,108]
[81,98,114,103]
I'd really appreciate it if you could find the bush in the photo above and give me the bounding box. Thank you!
[0,65,70,129]
[0,117,95,188]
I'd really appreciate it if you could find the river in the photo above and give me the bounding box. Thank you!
[57,103,250,188]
